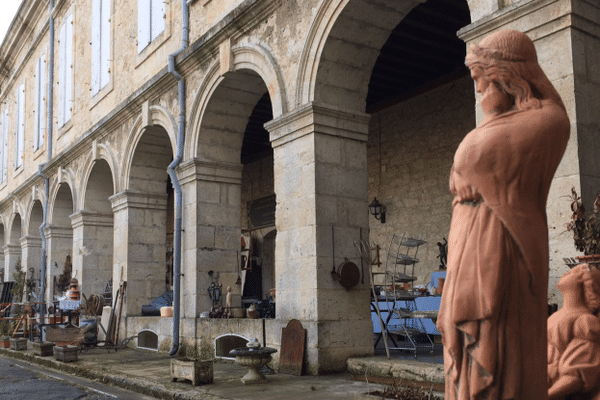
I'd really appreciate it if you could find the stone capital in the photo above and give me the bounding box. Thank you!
[20,235,42,248]
[3,244,21,255]
[44,225,74,239]
[265,102,370,148]
[178,159,243,187]
[70,211,114,230]
[109,191,168,213]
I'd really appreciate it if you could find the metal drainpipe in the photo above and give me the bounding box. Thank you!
[39,0,55,320]
[168,0,189,357]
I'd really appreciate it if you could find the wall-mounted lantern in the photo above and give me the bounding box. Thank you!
[369,197,386,223]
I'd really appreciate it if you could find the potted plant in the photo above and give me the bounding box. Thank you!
[0,320,9,348]
[566,188,600,263]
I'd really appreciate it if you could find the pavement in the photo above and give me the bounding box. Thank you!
[0,340,445,400]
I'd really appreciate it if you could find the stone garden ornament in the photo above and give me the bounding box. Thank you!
[548,264,600,400]
[436,30,570,400]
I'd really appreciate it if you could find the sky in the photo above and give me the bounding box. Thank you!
[0,2,23,46]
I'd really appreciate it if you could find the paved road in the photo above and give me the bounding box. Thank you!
[0,356,156,400]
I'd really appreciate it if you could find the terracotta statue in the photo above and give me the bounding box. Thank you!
[436,30,570,400]
[548,264,600,400]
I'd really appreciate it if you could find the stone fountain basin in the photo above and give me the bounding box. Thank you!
[229,347,277,384]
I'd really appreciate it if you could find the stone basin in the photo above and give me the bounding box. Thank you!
[229,346,277,384]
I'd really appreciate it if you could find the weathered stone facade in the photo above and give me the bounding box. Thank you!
[0,0,597,373]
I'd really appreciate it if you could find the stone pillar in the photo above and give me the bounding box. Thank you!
[44,225,73,304]
[265,103,373,374]
[179,160,243,320]
[71,211,113,298]
[110,191,168,316]
[20,235,42,299]
[4,244,21,284]
[457,0,597,302]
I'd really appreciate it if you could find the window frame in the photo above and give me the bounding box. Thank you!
[91,0,112,98]
[58,14,73,129]
[138,0,166,53]
[34,52,47,151]
[15,83,25,170]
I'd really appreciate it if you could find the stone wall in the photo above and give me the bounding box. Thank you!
[367,75,475,287]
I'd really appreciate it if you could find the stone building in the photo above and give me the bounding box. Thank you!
[0,0,596,373]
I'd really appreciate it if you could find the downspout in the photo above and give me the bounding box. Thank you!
[39,0,55,320]
[168,0,189,357]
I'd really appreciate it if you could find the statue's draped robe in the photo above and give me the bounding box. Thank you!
[437,100,569,400]
[548,312,600,400]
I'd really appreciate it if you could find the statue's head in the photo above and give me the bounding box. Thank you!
[465,30,565,112]
[559,264,600,314]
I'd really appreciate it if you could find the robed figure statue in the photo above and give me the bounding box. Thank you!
[437,30,570,400]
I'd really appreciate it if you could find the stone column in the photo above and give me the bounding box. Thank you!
[179,159,243,321]
[44,225,73,304]
[71,211,113,298]
[20,235,42,299]
[110,191,168,316]
[265,102,373,374]
[4,244,22,284]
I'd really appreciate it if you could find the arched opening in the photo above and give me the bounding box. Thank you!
[195,69,275,315]
[6,214,23,296]
[215,333,248,359]
[137,329,159,350]
[25,200,44,301]
[75,159,115,298]
[365,0,472,286]
[125,125,174,314]
[49,183,75,303]
[0,224,5,281]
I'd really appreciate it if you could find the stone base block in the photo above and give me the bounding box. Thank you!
[9,337,27,351]
[54,345,78,362]
[171,358,213,386]
[33,341,56,356]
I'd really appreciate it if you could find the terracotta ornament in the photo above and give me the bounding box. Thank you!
[436,30,570,400]
[548,264,600,400]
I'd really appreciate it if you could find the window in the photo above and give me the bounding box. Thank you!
[138,0,165,53]
[0,109,7,183]
[15,84,24,169]
[34,53,46,150]
[91,0,111,96]
[58,15,73,127]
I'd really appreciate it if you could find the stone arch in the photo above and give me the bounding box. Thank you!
[78,145,119,210]
[48,168,78,223]
[187,44,286,160]
[295,0,433,110]
[8,207,24,245]
[122,105,177,192]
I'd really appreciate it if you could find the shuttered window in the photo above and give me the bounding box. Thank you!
[15,84,25,169]
[91,0,111,95]
[138,0,165,53]
[58,15,73,127]
[0,109,8,182]
[34,53,46,150]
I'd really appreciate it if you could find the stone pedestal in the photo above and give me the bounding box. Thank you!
[53,345,78,362]
[230,345,277,384]
[33,341,55,356]
[9,337,27,350]
[170,359,213,386]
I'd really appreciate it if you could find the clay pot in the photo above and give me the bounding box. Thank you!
[160,306,173,317]
[247,304,259,319]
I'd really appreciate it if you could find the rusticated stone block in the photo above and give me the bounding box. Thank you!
[9,337,27,351]
[171,358,213,386]
[53,345,78,362]
[33,341,55,357]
